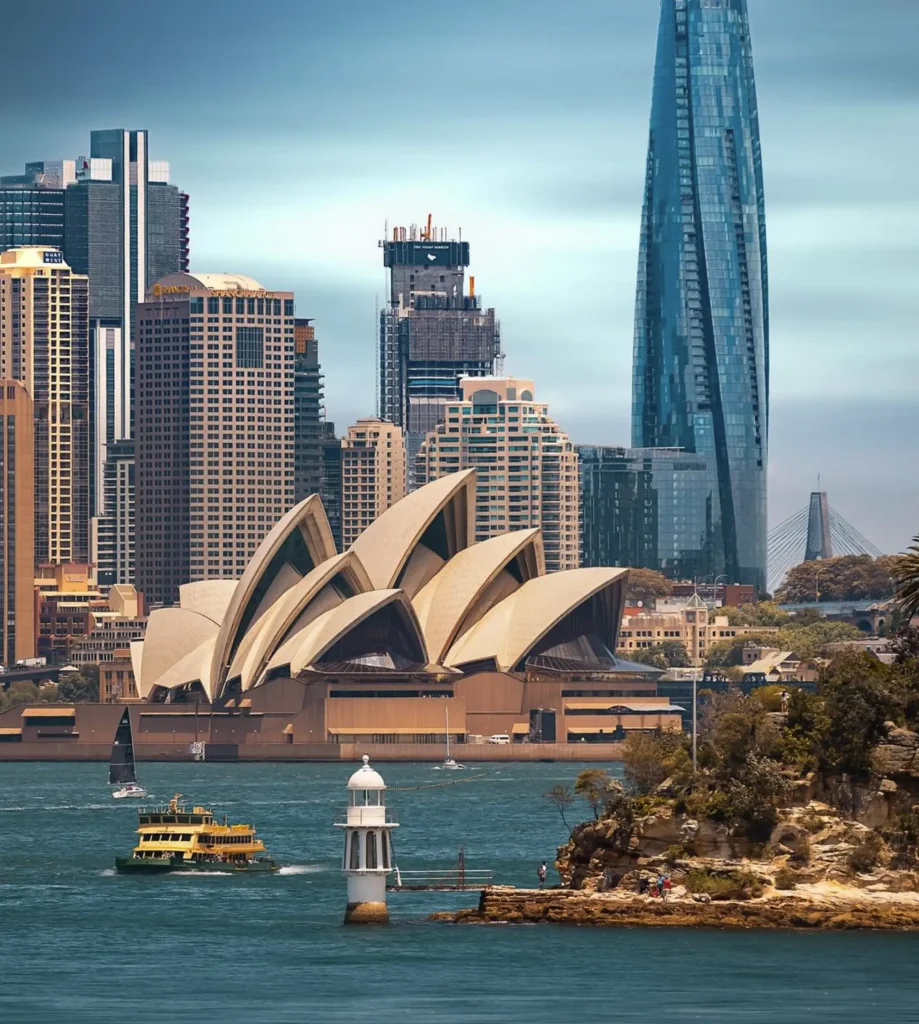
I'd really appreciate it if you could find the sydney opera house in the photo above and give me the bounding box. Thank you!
[0,470,681,761]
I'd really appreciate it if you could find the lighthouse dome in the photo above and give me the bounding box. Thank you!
[347,754,386,791]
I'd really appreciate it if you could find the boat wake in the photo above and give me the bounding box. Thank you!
[278,864,327,875]
[99,868,116,877]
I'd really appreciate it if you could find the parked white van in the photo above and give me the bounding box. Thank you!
[487,734,511,745]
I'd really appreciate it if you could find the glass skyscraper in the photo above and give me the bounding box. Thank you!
[633,0,768,590]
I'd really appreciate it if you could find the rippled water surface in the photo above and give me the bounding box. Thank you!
[1,760,917,1023]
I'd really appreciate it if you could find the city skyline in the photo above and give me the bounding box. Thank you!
[1,0,916,554]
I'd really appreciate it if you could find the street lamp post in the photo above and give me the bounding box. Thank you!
[692,665,698,773]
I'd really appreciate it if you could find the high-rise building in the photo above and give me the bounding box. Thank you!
[293,317,323,501]
[379,221,500,485]
[578,445,713,578]
[62,130,188,581]
[319,420,343,550]
[0,162,73,253]
[340,418,406,548]
[0,380,36,663]
[416,377,579,572]
[135,272,295,606]
[0,247,90,565]
[633,0,768,590]
[95,439,135,588]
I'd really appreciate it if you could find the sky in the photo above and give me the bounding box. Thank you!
[1,0,917,554]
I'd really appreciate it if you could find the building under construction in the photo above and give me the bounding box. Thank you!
[378,217,500,486]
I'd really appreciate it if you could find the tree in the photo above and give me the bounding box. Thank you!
[818,652,900,776]
[625,568,672,608]
[57,665,99,703]
[574,768,611,820]
[894,534,919,622]
[544,785,576,835]
[722,601,790,628]
[0,680,58,714]
[621,730,691,795]
[625,640,691,670]
[776,554,902,604]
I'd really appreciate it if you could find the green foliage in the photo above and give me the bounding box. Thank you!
[819,653,900,775]
[774,867,798,890]
[893,535,919,622]
[684,868,763,901]
[624,568,673,608]
[0,680,59,714]
[626,640,691,670]
[704,620,864,668]
[57,665,99,704]
[722,601,790,627]
[882,810,919,868]
[621,730,691,795]
[776,553,903,604]
[750,684,791,712]
[574,769,611,820]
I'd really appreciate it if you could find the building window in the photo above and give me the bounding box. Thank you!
[236,327,264,368]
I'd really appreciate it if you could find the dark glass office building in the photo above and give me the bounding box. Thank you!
[633,0,768,590]
[578,445,714,579]
[0,187,64,252]
[293,318,324,502]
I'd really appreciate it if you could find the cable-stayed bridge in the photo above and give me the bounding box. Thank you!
[768,491,883,595]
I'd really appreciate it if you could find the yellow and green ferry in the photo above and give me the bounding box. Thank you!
[115,794,278,874]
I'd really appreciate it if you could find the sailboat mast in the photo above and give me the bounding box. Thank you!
[445,706,450,761]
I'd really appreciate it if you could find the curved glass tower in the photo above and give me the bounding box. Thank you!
[633,0,768,590]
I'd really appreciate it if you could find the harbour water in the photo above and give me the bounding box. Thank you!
[1,760,917,1023]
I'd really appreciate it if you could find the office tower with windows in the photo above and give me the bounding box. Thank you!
[0,162,73,253]
[135,273,295,606]
[379,221,500,486]
[95,439,135,587]
[340,419,406,548]
[0,247,90,565]
[416,377,579,572]
[578,445,713,578]
[633,0,768,589]
[293,317,323,501]
[63,130,188,581]
[0,380,36,663]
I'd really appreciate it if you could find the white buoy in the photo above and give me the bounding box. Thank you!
[335,754,399,924]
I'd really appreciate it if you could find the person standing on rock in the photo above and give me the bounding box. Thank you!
[780,690,790,713]
[537,861,548,888]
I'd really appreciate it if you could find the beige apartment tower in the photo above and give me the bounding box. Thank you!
[0,381,36,663]
[416,377,579,572]
[135,273,296,605]
[340,419,406,547]
[0,247,90,566]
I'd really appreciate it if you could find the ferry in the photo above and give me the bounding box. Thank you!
[115,794,278,874]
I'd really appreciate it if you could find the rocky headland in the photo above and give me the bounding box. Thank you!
[434,685,919,931]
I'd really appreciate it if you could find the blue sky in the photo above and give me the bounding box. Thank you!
[2,0,917,553]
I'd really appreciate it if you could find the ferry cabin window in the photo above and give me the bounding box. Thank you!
[366,831,378,869]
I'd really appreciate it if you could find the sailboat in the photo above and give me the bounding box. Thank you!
[109,708,147,799]
[434,707,465,770]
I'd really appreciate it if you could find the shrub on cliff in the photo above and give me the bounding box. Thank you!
[685,868,763,901]
[621,730,692,796]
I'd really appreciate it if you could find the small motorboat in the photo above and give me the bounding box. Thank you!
[113,781,147,800]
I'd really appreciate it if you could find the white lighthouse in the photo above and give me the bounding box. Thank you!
[335,755,399,924]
